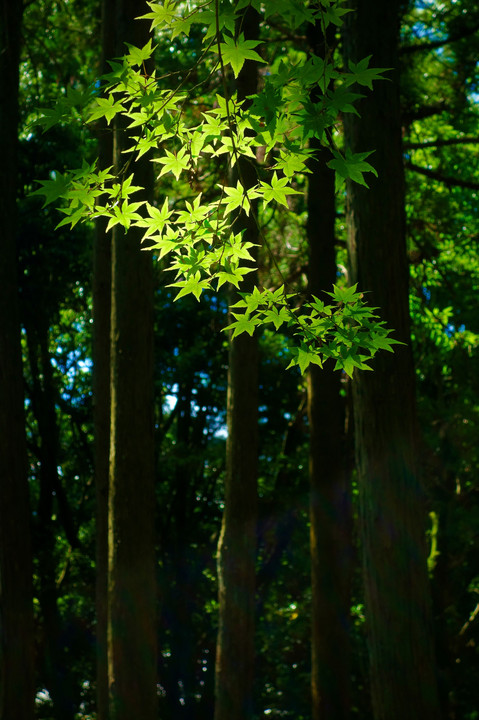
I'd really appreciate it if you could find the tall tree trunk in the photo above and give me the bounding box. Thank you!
[107,3,157,720]
[94,1,114,717]
[214,8,260,720]
[343,3,441,719]
[307,139,351,720]
[169,381,197,719]
[26,322,76,720]
[0,2,35,718]
[306,22,352,720]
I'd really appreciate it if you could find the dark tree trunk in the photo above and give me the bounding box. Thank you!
[214,8,260,720]
[0,2,35,718]
[94,2,114,718]
[169,381,197,719]
[307,138,352,720]
[306,21,352,720]
[342,3,441,719]
[26,320,76,720]
[107,3,157,720]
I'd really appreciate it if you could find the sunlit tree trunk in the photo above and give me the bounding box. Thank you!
[0,2,35,718]
[343,3,441,718]
[107,2,157,719]
[214,8,260,720]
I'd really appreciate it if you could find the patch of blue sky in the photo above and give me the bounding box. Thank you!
[163,381,227,438]
[445,322,466,337]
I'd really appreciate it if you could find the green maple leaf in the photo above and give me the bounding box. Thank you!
[266,0,315,28]
[219,34,265,78]
[327,149,378,188]
[125,40,155,67]
[170,14,195,39]
[176,194,209,226]
[220,182,258,216]
[273,148,313,179]
[202,8,236,40]
[153,147,189,180]
[31,172,72,206]
[56,205,88,229]
[248,82,281,125]
[135,199,173,238]
[107,201,145,231]
[345,56,391,91]
[369,331,404,352]
[320,5,351,30]
[334,353,372,377]
[114,174,144,199]
[224,312,258,338]
[148,226,180,258]
[259,172,301,208]
[216,263,254,289]
[32,105,69,132]
[338,355,356,378]
[287,345,323,374]
[226,233,257,263]
[328,85,364,115]
[88,95,125,125]
[137,1,177,30]
[169,272,211,301]
[67,182,104,210]
[262,307,290,331]
[326,283,361,304]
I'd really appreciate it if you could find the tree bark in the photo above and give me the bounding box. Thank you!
[26,322,76,720]
[94,1,114,717]
[214,8,260,720]
[306,21,352,720]
[307,138,352,720]
[0,2,35,718]
[343,3,441,719]
[107,3,157,720]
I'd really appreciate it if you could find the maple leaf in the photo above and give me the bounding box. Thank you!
[327,149,378,188]
[219,34,265,78]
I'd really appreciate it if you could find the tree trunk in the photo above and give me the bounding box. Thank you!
[307,138,352,720]
[169,381,197,719]
[343,3,441,718]
[107,3,157,720]
[94,1,114,717]
[0,2,35,718]
[26,322,76,720]
[305,20,352,720]
[214,8,260,720]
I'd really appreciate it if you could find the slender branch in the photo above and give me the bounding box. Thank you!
[404,136,479,150]
[402,102,448,123]
[401,20,479,54]
[459,601,479,637]
[406,162,479,190]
